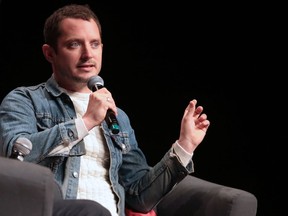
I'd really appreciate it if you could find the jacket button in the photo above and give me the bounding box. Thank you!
[68,129,74,138]
[72,171,79,178]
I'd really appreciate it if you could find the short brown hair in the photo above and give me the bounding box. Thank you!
[43,4,102,50]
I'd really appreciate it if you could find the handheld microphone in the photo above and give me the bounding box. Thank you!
[87,75,120,134]
[10,137,33,161]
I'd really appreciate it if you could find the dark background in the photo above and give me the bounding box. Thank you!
[0,1,285,215]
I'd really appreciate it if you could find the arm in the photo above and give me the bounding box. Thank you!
[0,86,79,162]
[121,100,210,212]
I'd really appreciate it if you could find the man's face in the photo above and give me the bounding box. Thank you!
[51,18,103,91]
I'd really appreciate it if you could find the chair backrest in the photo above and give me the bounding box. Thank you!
[0,157,56,216]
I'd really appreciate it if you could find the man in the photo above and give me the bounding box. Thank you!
[0,4,210,216]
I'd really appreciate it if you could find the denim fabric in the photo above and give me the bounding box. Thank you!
[0,76,193,216]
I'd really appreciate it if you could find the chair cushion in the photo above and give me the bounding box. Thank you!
[125,208,157,216]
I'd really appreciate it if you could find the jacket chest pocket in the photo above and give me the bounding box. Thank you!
[110,131,131,154]
[36,112,67,131]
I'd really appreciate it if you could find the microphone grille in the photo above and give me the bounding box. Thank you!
[14,137,33,156]
[87,76,104,91]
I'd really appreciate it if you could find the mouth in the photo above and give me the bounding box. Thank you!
[77,64,96,71]
[77,63,95,68]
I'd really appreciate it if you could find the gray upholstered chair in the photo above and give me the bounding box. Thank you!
[0,156,55,216]
[0,156,257,216]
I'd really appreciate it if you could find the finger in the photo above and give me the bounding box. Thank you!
[104,96,117,116]
[194,106,203,117]
[199,113,207,121]
[199,119,210,130]
[184,100,196,115]
[106,96,112,103]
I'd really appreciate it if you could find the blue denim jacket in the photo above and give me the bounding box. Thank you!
[0,76,194,215]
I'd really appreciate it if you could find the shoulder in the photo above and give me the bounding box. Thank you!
[1,82,46,105]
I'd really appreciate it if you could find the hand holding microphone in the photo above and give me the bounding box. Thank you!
[87,75,120,134]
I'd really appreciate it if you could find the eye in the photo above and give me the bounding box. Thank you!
[91,41,101,49]
[69,41,81,48]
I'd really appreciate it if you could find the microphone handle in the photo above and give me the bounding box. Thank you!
[105,109,120,134]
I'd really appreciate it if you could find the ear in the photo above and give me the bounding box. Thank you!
[42,44,55,63]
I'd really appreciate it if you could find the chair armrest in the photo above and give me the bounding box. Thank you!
[156,175,257,216]
[0,157,55,216]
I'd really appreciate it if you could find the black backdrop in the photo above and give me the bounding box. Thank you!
[0,1,285,215]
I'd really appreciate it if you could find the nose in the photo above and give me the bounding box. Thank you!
[81,44,93,59]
